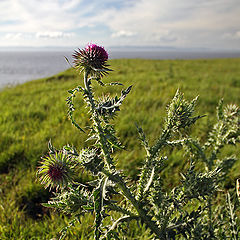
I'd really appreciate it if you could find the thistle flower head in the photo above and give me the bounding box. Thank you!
[73,43,111,77]
[37,151,75,190]
[85,43,108,62]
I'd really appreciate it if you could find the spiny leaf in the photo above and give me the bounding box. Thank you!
[136,124,150,153]
[66,86,85,133]
[96,86,132,120]
[226,192,239,240]
[217,98,224,121]
[93,178,107,240]
[143,166,155,195]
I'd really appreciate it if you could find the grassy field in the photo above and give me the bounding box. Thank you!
[0,58,240,239]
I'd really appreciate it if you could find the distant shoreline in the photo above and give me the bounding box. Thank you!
[109,50,240,60]
[1,50,240,89]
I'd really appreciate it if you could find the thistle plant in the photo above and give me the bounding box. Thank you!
[37,43,240,239]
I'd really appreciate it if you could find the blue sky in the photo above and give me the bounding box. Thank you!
[0,0,240,49]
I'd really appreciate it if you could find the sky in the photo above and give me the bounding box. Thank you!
[0,0,240,50]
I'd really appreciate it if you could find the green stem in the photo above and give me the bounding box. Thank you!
[84,71,95,109]
[106,202,134,216]
[84,71,115,171]
[105,215,140,237]
[207,196,214,238]
[137,128,171,201]
[150,128,171,158]
[102,169,163,238]
[84,71,162,238]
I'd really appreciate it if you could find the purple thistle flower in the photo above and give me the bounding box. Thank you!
[85,43,108,62]
[72,43,111,77]
[48,164,65,182]
[37,151,75,190]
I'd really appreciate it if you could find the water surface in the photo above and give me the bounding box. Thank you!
[0,49,240,88]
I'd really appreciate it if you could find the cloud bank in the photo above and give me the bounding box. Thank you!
[0,0,239,49]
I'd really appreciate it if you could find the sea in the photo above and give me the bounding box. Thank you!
[1,47,240,89]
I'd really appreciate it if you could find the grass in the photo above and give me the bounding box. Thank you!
[0,58,240,239]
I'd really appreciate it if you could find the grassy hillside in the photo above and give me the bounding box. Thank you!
[0,58,240,239]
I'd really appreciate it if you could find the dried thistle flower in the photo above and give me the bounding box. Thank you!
[73,43,111,77]
[37,151,75,190]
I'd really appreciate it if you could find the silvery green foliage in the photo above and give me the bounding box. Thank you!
[37,45,240,240]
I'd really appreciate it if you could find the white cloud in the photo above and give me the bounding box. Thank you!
[100,0,240,48]
[111,30,136,38]
[149,31,178,43]
[36,31,75,39]
[222,31,240,40]
[0,0,84,32]
[4,33,23,40]
[0,0,240,49]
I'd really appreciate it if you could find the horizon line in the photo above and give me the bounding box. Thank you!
[0,45,240,52]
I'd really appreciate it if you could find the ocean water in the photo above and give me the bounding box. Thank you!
[0,51,72,88]
[0,49,240,88]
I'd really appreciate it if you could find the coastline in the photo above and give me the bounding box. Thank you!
[1,51,240,89]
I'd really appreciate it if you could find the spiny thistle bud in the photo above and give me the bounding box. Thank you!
[37,151,75,190]
[79,148,103,175]
[96,95,120,119]
[165,90,204,131]
[72,43,111,77]
[95,86,132,120]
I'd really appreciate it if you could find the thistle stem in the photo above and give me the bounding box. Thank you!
[137,128,171,201]
[102,169,163,238]
[150,128,171,158]
[84,70,162,238]
[207,196,214,238]
[105,215,140,237]
[84,71,115,171]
